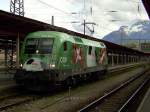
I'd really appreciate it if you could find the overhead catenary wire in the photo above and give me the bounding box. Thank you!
[26,0,147,37]
[125,0,142,18]
[131,0,143,17]
[129,0,142,3]
[32,0,145,24]
[37,0,70,15]
[35,0,118,25]
[36,0,84,21]
[35,0,98,35]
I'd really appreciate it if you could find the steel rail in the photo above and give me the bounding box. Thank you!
[0,98,33,111]
[0,63,146,111]
[118,76,150,112]
[0,95,41,111]
[78,70,146,112]
[0,93,20,101]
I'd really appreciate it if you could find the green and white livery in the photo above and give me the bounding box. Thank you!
[15,31,108,90]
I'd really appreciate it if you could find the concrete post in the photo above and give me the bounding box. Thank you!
[4,47,8,68]
[122,54,124,64]
[120,54,123,64]
[133,56,135,63]
[123,54,125,64]
[108,53,111,65]
[112,52,114,66]
[16,33,20,69]
[125,55,127,64]
[11,41,14,68]
[117,54,119,65]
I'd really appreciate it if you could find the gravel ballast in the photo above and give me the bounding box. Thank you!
[4,67,147,112]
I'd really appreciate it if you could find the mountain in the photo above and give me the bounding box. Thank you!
[103,20,150,45]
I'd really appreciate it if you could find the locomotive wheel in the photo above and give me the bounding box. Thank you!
[87,72,100,81]
[96,71,101,80]
[66,77,76,87]
[72,77,76,86]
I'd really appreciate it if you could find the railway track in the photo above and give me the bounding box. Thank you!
[78,70,149,112]
[0,63,147,112]
[0,93,42,111]
[0,84,71,111]
[0,89,75,112]
[118,76,150,112]
[0,93,20,101]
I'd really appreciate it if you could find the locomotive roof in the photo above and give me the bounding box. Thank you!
[26,31,106,48]
[26,31,68,38]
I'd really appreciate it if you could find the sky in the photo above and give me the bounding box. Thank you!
[0,0,149,38]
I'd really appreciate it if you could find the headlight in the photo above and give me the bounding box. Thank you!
[36,50,39,54]
[20,64,23,67]
[51,64,55,68]
[49,64,55,68]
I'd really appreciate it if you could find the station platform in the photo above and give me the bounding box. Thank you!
[0,80,15,90]
[108,62,143,71]
[0,69,16,92]
[0,67,15,80]
[137,86,150,112]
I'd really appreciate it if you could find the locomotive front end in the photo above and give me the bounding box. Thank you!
[14,32,58,90]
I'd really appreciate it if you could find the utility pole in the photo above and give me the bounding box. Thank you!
[84,20,86,35]
[51,16,54,25]
[10,0,24,16]
[121,29,123,45]
[82,21,96,35]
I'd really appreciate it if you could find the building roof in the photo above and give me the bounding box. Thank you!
[0,10,51,40]
[142,0,150,19]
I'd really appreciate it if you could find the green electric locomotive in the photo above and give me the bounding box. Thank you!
[15,31,108,90]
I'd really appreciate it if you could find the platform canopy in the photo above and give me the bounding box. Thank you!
[0,10,51,40]
[142,0,150,19]
[0,10,87,41]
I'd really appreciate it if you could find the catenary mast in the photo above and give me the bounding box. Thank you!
[10,0,24,16]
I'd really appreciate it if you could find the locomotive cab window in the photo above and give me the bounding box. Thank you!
[63,42,67,51]
[25,38,54,54]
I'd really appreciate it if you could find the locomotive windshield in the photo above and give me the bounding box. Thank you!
[24,38,53,54]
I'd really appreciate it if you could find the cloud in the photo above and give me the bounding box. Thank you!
[0,0,10,11]
[0,0,149,38]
